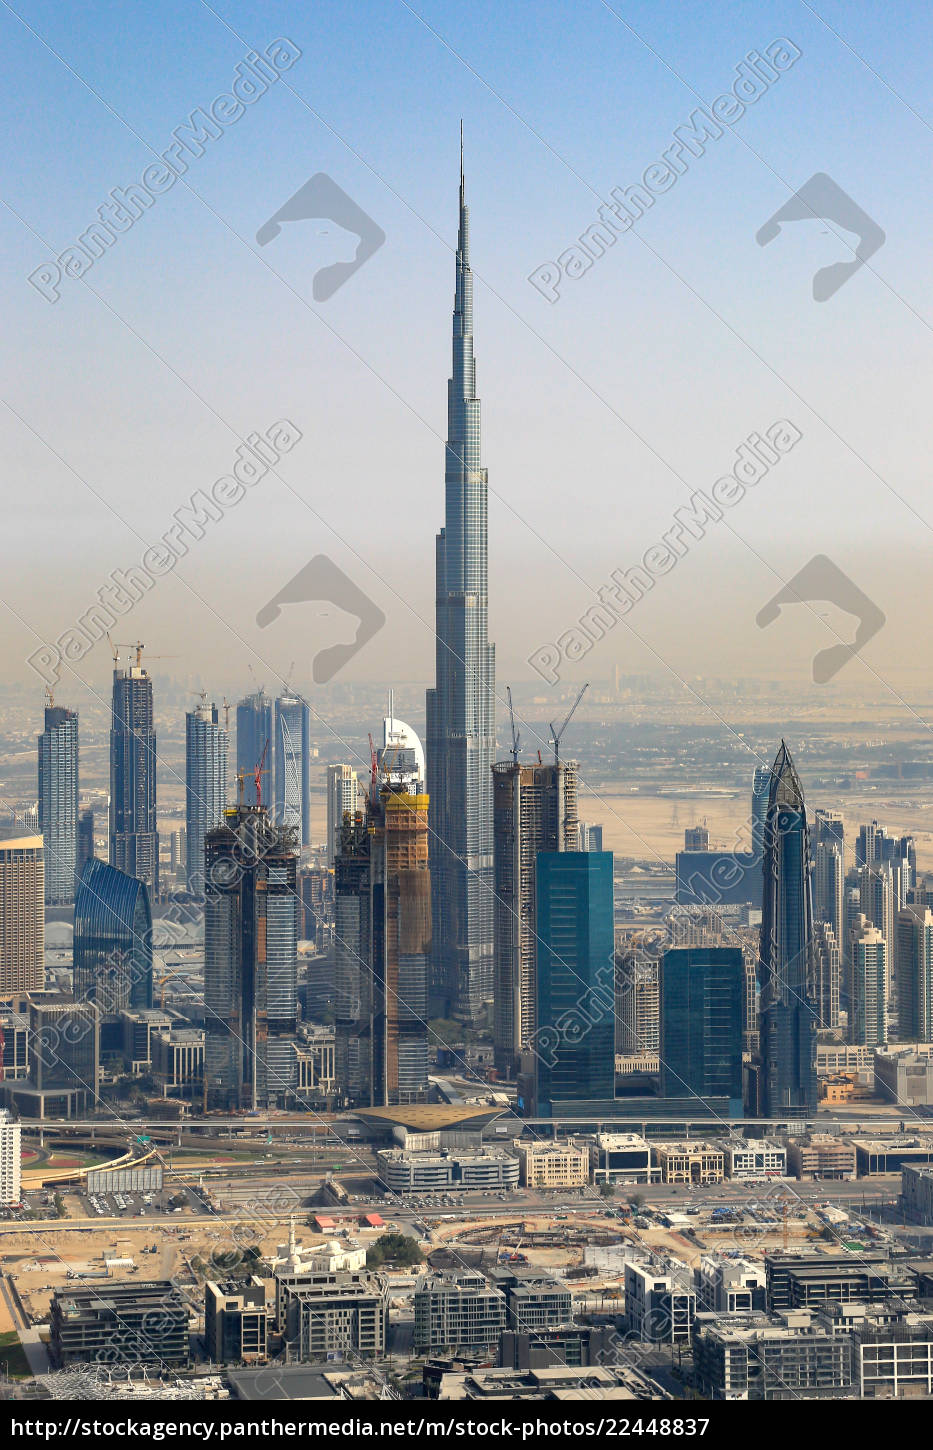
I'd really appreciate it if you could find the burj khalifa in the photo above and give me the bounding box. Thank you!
[426,145,496,1016]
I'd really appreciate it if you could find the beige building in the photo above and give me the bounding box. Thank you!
[785,1135,856,1181]
[0,836,44,998]
[655,1142,725,1185]
[516,1140,590,1190]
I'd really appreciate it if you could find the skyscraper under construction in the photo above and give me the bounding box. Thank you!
[426,149,496,1017]
[492,760,578,1077]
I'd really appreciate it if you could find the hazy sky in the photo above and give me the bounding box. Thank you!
[2,0,931,723]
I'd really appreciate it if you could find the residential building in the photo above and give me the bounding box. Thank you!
[50,1281,188,1366]
[0,836,44,998]
[850,920,888,1047]
[326,764,358,867]
[695,1257,766,1314]
[109,648,158,894]
[414,1271,507,1354]
[274,694,311,846]
[185,698,228,894]
[205,1280,271,1364]
[692,1309,852,1400]
[0,1111,21,1205]
[897,904,933,1042]
[236,689,273,807]
[624,1259,696,1344]
[784,1135,856,1180]
[37,705,78,905]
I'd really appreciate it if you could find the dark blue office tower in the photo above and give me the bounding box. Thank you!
[74,857,153,1012]
[758,741,818,1115]
[534,851,614,1116]
[236,690,273,808]
[660,946,744,1112]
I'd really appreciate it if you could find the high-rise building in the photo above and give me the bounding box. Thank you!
[204,803,299,1109]
[236,689,273,807]
[77,807,95,877]
[73,857,153,1013]
[274,694,311,847]
[811,922,841,1031]
[326,764,358,867]
[615,952,660,1057]
[185,699,228,894]
[533,851,615,1115]
[758,741,818,1116]
[897,904,933,1043]
[659,947,743,1110]
[109,648,158,894]
[751,765,771,859]
[813,808,845,853]
[425,154,496,1017]
[0,1111,21,1206]
[37,705,78,905]
[334,811,372,1103]
[0,836,44,999]
[813,841,844,946]
[492,759,578,1077]
[850,918,888,1047]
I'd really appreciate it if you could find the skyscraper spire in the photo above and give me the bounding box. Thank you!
[426,141,496,1015]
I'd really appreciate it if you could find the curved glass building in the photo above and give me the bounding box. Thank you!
[73,857,153,1013]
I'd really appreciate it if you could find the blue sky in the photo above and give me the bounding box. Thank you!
[2,0,931,707]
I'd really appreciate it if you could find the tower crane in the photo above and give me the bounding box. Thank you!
[506,686,520,766]
[254,740,269,809]
[549,682,589,767]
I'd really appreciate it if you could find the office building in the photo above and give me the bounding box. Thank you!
[764,1249,916,1311]
[236,689,273,807]
[674,849,760,908]
[590,1133,653,1185]
[333,810,373,1102]
[414,1271,507,1354]
[758,742,818,1116]
[0,1111,21,1206]
[659,946,743,1110]
[578,821,604,852]
[874,1047,933,1107]
[274,693,311,846]
[696,1258,766,1314]
[624,1259,696,1344]
[326,763,358,866]
[684,824,710,852]
[533,851,614,1115]
[515,1141,589,1190]
[723,1139,787,1181]
[277,1264,387,1362]
[185,698,228,894]
[425,156,496,1017]
[488,1269,572,1331]
[850,920,888,1047]
[692,1309,852,1400]
[204,801,299,1109]
[654,1142,725,1185]
[785,1135,856,1180]
[73,857,153,1013]
[23,997,99,1118]
[377,1146,519,1194]
[50,1281,188,1366]
[492,758,578,1076]
[615,948,660,1056]
[205,1280,271,1364]
[0,836,44,998]
[109,647,157,894]
[897,904,933,1042]
[37,705,78,905]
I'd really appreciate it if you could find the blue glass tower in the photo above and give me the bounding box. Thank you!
[185,700,228,894]
[426,145,496,1015]
[534,851,615,1115]
[37,705,79,905]
[758,740,818,1115]
[660,946,743,1111]
[236,690,273,808]
[110,655,158,895]
[74,856,153,1012]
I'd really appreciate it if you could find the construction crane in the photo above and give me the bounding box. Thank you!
[221,697,231,732]
[549,682,589,767]
[254,740,269,809]
[506,686,520,765]
[107,637,177,669]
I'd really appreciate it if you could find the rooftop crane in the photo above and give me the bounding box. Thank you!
[254,740,269,809]
[506,686,520,766]
[107,637,177,669]
[549,682,589,767]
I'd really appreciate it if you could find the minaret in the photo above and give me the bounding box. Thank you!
[426,137,496,1016]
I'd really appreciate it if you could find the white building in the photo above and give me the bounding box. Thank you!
[624,1259,695,1344]
[696,1257,767,1314]
[724,1139,787,1181]
[0,1111,21,1205]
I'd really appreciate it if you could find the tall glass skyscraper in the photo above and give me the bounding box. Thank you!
[110,653,157,895]
[204,803,298,1109]
[274,695,311,846]
[185,699,228,894]
[426,151,496,1015]
[73,857,153,1013]
[236,689,273,807]
[660,946,743,1111]
[37,705,79,905]
[758,741,818,1115]
[533,851,615,1115]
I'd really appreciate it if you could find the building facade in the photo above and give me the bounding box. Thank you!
[185,699,228,894]
[659,946,743,1110]
[109,653,158,894]
[0,836,44,998]
[37,705,79,905]
[73,857,153,1013]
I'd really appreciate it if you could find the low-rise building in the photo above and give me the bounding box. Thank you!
[624,1259,696,1344]
[515,1140,589,1190]
[205,1279,271,1364]
[764,1250,916,1311]
[692,1309,853,1400]
[488,1270,572,1332]
[50,1280,188,1366]
[654,1141,725,1185]
[432,1362,671,1400]
[696,1257,767,1314]
[414,1271,507,1354]
[853,1137,933,1177]
[785,1135,856,1181]
[724,1139,787,1181]
[874,1048,933,1107]
[376,1147,519,1194]
[590,1133,653,1185]
[901,1164,933,1224]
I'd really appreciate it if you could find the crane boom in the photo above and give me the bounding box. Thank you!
[549,682,589,766]
[506,686,520,765]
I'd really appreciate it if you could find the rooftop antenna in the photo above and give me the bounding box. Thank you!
[506,686,520,766]
[550,682,589,767]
